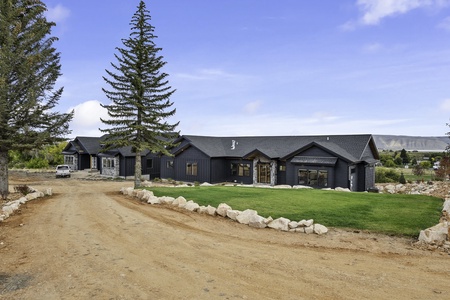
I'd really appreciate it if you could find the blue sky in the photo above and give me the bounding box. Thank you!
[43,0,450,138]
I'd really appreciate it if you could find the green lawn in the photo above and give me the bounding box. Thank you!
[146,186,443,237]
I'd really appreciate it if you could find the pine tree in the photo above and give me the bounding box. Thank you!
[0,0,73,199]
[100,1,179,188]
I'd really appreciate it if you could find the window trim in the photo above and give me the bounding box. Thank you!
[186,162,198,176]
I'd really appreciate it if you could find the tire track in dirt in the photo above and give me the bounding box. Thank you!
[1,172,450,299]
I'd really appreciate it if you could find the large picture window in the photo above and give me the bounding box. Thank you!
[186,162,198,176]
[231,163,250,176]
[298,169,328,187]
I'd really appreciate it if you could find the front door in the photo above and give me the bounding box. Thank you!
[257,163,271,184]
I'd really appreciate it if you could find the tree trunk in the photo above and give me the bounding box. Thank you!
[0,150,9,200]
[134,151,142,188]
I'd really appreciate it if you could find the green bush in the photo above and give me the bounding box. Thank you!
[25,157,49,169]
[375,168,400,183]
[383,159,396,168]
[399,172,406,184]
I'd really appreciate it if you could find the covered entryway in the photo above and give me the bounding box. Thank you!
[257,163,271,184]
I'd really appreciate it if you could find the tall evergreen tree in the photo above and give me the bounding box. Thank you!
[0,0,73,199]
[100,1,179,188]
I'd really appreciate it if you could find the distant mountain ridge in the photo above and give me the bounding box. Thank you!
[373,135,449,152]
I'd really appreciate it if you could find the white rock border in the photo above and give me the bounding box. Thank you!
[418,198,450,246]
[0,187,52,222]
[121,187,328,235]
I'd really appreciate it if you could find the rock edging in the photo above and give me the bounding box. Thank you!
[0,188,53,222]
[120,187,328,235]
[417,198,450,250]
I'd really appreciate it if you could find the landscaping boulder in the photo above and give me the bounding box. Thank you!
[217,203,232,217]
[184,201,200,212]
[136,190,147,200]
[226,209,241,221]
[236,209,258,225]
[147,196,161,205]
[293,185,313,189]
[206,205,216,216]
[418,223,449,244]
[198,206,208,214]
[268,217,290,231]
[443,199,450,213]
[288,221,299,229]
[304,225,314,234]
[172,196,186,207]
[313,224,329,235]
[335,187,351,192]
[125,187,134,196]
[248,214,268,229]
[298,219,314,227]
[2,206,14,218]
[160,196,175,204]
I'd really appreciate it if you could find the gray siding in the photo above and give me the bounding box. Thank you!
[169,146,211,183]
[161,156,175,179]
[144,153,161,180]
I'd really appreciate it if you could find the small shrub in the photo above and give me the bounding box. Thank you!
[399,172,406,184]
[375,168,400,183]
[14,184,32,195]
[194,181,200,187]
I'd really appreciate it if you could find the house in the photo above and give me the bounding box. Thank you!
[62,136,104,171]
[62,136,161,179]
[160,134,379,191]
[62,134,379,191]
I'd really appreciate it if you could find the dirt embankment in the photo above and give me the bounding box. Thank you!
[1,171,450,299]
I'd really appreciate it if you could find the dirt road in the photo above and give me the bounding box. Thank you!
[1,172,449,299]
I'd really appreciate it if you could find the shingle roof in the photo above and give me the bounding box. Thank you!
[180,134,378,163]
[75,136,107,154]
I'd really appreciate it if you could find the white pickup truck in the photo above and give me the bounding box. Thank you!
[55,165,71,178]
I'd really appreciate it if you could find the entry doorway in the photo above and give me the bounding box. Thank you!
[257,163,271,184]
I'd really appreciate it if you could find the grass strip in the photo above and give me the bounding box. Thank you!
[146,186,443,237]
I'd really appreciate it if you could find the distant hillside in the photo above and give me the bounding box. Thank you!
[373,135,449,152]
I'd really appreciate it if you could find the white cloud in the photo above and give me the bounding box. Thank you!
[45,4,71,23]
[356,0,450,25]
[362,42,383,53]
[243,100,262,114]
[67,100,109,137]
[440,99,450,111]
[178,111,415,137]
[175,69,247,81]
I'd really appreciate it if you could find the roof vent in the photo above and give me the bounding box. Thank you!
[231,140,238,150]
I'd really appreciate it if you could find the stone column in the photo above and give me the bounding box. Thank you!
[270,160,277,186]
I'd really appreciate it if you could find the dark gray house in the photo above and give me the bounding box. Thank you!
[62,136,104,171]
[161,134,379,191]
[62,136,161,179]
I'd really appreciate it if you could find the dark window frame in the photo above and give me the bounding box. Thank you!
[186,162,198,176]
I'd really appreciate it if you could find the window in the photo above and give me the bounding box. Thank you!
[147,158,153,169]
[318,170,328,187]
[231,163,250,176]
[298,169,328,187]
[279,165,286,171]
[186,162,198,176]
[103,157,115,168]
[64,156,74,165]
[166,160,174,168]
